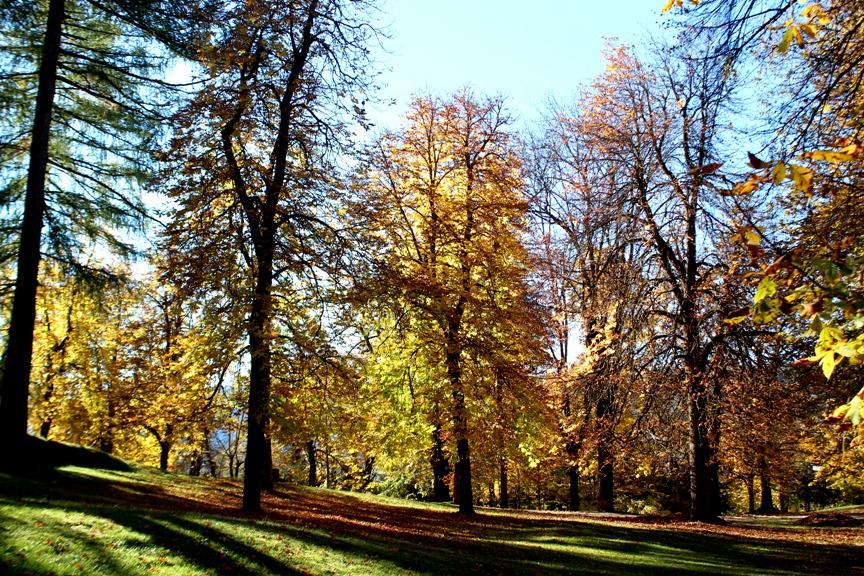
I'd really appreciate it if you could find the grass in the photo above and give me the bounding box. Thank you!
[1,444,863,575]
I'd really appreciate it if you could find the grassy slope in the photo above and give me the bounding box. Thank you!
[1,450,862,575]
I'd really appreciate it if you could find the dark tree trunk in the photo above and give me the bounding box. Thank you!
[597,450,614,513]
[745,475,755,514]
[430,419,451,501]
[757,454,775,513]
[159,440,171,471]
[685,357,719,521]
[99,398,116,454]
[156,423,173,471]
[566,441,580,511]
[448,347,473,514]
[202,429,217,477]
[306,440,317,486]
[39,419,52,439]
[189,451,202,476]
[0,0,65,456]
[499,456,509,508]
[358,456,375,491]
[494,374,508,509]
[243,235,275,512]
[445,305,473,515]
[596,392,614,512]
[324,444,331,488]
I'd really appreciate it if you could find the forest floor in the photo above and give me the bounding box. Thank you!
[1,446,863,575]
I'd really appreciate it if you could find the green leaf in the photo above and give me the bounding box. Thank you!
[835,342,858,358]
[848,395,863,426]
[754,277,777,303]
[820,351,837,379]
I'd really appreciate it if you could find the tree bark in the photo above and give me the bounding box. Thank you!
[687,371,716,521]
[745,474,755,514]
[446,309,473,515]
[159,440,171,471]
[499,456,509,508]
[566,441,580,511]
[306,440,317,486]
[429,418,451,501]
[596,392,614,512]
[0,0,65,457]
[243,232,275,512]
[757,454,775,513]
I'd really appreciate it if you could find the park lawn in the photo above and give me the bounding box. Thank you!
[1,459,863,575]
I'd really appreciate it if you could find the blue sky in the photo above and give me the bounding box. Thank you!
[370,0,670,129]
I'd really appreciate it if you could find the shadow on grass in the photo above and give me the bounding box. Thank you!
[1,436,130,474]
[2,469,862,575]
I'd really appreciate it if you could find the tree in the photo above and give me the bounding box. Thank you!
[678,0,864,428]
[351,92,541,514]
[563,42,745,520]
[528,100,655,512]
[161,0,379,512]
[0,0,206,458]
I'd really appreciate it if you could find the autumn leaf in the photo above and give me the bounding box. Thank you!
[804,150,856,162]
[689,162,723,175]
[789,164,814,195]
[747,151,772,169]
[771,162,786,184]
[754,277,777,302]
[722,178,759,196]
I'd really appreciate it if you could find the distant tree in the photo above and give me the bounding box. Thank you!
[528,102,653,512]
[562,42,746,520]
[351,93,542,514]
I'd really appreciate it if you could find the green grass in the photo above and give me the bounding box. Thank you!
[1,447,862,575]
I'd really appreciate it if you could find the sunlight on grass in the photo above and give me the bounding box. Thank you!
[1,467,861,575]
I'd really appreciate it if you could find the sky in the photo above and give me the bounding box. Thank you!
[369,0,671,130]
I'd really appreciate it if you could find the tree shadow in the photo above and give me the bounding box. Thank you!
[2,469,862,575]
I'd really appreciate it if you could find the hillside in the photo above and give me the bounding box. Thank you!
[1,448,862,575]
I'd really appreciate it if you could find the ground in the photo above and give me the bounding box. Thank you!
[1,447,863,575]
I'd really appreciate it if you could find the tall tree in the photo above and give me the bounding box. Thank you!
[0,0,206,458]
[161,0,378,512]
[567,43,741,520]
[352,92,538,514]
[528,104,652,512]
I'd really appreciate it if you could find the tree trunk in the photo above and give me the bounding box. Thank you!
[202,429,217,477]
[189,451,202,476]
[445,306,473,515]
[499,456,509,508]
[596,392,614,512]
[745,475,755,514]
[243,236,275,512]
[306,440,317,486]
[566,441,580,511]
[757,454,775,513]
[0,0,65,456]
[597,449,614,513]
[429,419,451,501]
[685,362,719,521]
[159,441,171,471]
[157,423,173,471]
[324,443,331,488]
[449,363,473,514]
[99,397,116,454]
[494,374,508,509]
